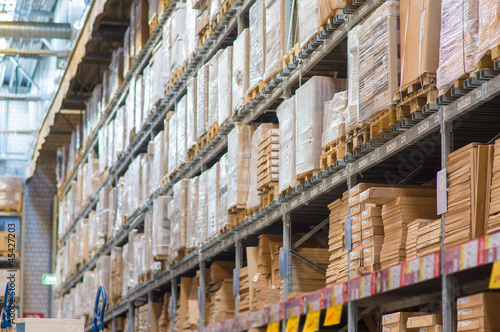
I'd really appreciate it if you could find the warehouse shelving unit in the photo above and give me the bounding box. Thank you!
[27,0,500,330]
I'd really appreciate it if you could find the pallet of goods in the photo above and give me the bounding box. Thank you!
[320,91,348,170]
[326,192,348,286]
[207,261,235,324]
[488,139,500,232]
[405,218,441,260]
[457,292,500,331]
[382,312,426,332]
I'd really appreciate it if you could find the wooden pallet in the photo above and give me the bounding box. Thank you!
[282,43,301,68]
[110,297,122,308]
[369,108,397,140]
[149,16,158,35]
[320,137,347,170]
[207,122,220,142]
[244,81,264,104]
[218,225,230,236]
[165,59,189,95]
[228,206,247,226]
[160,174,169,188]
[346,124,370,154]
[260,185,279,208]
[296,169,319,186]
[320,7,346,30]
[393,73,438,121]
[280,187,293,197]
[187,145,199,162]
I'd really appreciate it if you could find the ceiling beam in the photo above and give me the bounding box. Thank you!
[0,49,70,58]
[0,93,49,101]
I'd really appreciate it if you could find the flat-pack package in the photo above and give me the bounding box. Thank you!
[227,125,257,210]
[186,77,198,151]
[358,1,400,123]
[218,47,233,125]
[197,64,209,138]
[207,163,220,240]
[232,29,250,113]
[264,0,284,81]
[208,51,221,129]
[152,196,172,258]
[168,113,178,177]
[249,0,265,92]
[322,90,348,148]
[277,97,296,193]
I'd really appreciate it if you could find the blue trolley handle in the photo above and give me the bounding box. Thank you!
[92,285,107,332]
[1,281,14,329]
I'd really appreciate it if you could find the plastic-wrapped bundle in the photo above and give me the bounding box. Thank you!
[227,125,256,210]
[135,233,146,277]
[296,76,343,176]
[152,41,164,108]
[171,3,187,43]
[114,178,124,236]
[277,97,296,193]
[152,131,167,192]
[124,28,131,76]
[477,0,500,65]
[106,121,114,169]
[249,0,265,91]
[232,29,250,113]
[152,196,172,259]
[168,113,178,177]
[186,77,198,151]
[209,0,220,22]
[246,123,278,209]
[143,65,152,118]
[121,243,129,297]
[184,0,198,60]
[95,211,107,249]
[125,83,135,147]
[208,51,220,129]
[177,95,188,166]
[97,255,110,296]
[107,187,116,238]
[358,1,399,123]
[264,0,284,80]
[218,47,233,126]
[186,177,199,249]
[127,229,139,289]
[197,171,208,246]
[128,156,141,216]
[196,64,209,138]
[322,90,348,148]
[114,106,125,162]
[207,163,220,240]
[88,212,96,252]
[163,17,172,83]
[140,154,150,206]
[102,70,111,111]
[171,180,189,258]
[219,154,229,232]
[74,222,82,266]
[98,128,107,175]
[83,271,95,316]
[437,0,478,95]
[110,247,123,302]
[109,48,124,95]
[297,0,320,47]
[135,75,144,132]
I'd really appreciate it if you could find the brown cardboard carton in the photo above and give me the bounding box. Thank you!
[457,292,500,309]
[406,314,442,328]
[399,0,441,86]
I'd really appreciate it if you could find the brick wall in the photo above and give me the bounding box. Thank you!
[23,162,57,317]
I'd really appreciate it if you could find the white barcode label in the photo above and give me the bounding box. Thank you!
[458,320,471,327]
[457,297,471,305]
[458,309,471,316]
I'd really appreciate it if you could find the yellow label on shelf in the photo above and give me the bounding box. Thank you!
[489,261,500,289]
[267,321,280,332]
[303,310,320,332]
[485,235,490,250]
[324,304,342,326]
[460,245,465,270]
[286,316,300,332]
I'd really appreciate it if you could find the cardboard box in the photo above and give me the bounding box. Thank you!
[399,0,441,86]
[417,326,442,332]
[406,314,442,328]
[457,292,500,309]
[382,322,406,332]
[457,316,500,331]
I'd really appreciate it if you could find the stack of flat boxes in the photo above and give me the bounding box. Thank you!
[406,313,442,332]
[488,139,500,232]
[326,193,348,285]
[382,312,422,332]
[457,292,500,331]
[207,261,235,324]
[406,219,441,261]
[257,129,280,191]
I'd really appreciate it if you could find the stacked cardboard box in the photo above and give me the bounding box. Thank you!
[110,247,123,303]
[326,193,349,285]
[184,274,200,331]
[207,261,235,324]
[276,97,296,193]
[406,219,441,260]
[406,313,442,332]
[257,128,280,190]
[240,247,258,314]
[446,143,493,247]
[382,312,423,332]
[457,292,500,331]
[158,292,171,332]
[488,140,500,232]
[173,277,192,331]
[134,303,162,332]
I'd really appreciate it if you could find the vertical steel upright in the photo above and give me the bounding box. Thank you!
[128,301,134,332]
[199,259,207,327]
[235,235,243,315]
[440,110,456,331]
[171,276,178,332]
[347,163,357,332]
[282,210,292,332]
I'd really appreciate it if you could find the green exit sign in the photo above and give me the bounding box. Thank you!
[42,274,57,285]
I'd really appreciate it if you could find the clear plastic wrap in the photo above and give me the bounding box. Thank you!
[295,76,340,175]
[95,211,107,249]
[358,1,399,122]
[152,131,167,192]
[437,0,479,95]
[140,153,150,206]
[163,17,172,83]
[346,27,361,132]
[114,178,124,236]
[184,0,198,60]
[143,65,152,119]
[102,70,111,111]
[249,0,265,91]
[196,64,209,138]
[218,47,233,126]
[171,3,187,43]
[197,171,208,246]
[127,229,138,288]
[227,125,256,209]
[98,128,107,175]
[110,247,123,302]
[135,233,146,277]
[322,90,348,148]
[186,77,198,150]
[83,271,95,316]
[152,196,172,258]
[168,113,178,176]
[218,154,229,231]
[152,41,164,108]
[232,29,250,113]
[207,163,220,240]
[264,0,285,80]
[106,121,114,169]
[246,123,278,209]
[277,97,296,193]
[177,95,188,166]
[88,212,96,252]
[109,47,124,95]
[124,27,131,76]
[97,255,110,295]
[171,180,189,257]
[208,51,220,128]
[125,84,135,148]
[114,106,125,162]
[297,0,320,47]
[187,177,199,249]
[128,156,141,216]
[136,75,145,132]
[122,243,129,297]
[108,187,116,238]
[209,0,220,22]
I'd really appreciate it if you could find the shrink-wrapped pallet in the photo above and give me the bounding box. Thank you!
[277,97,296,193]
[152,131,167,191]
[296,76,345,176]
[197,171,208,245]
[152,196,172,258]
[152,42,165,107]
[106,122,114,169]
[232,29,250,112]
[98,129,107,175]
[137,74,145,131]
[171,179,189,258]
[168,114,178,177]
[477,0,500,65]
[358,1,400,123]
[437,0,478,95]
[186,77,198,151]
[97,255,110,296]
[227,125,256,210]
[219,154,229,232]
[163,16,172,82]
[114,178,124,236]
[297,0,320,47]
[109,48,124,95]
[108,187,116,239]
[114,107,125,161]
[184,0,198,60]
[128,156,141,215]
[247,124,279,209]
[132,0,150,54]
[124,27,131,76]
[207,163,220,240]
[218,47,233,126]
[177,95,188,166]
[170,4,187,73]
[110,247,123,301]
[264,0,284,80]
[208,51,221,129]
[144,212,158,274]
[143,66,152,120]
[140,154,150,206]
[127,229,139,289]
[322,90,347,148]
[197,64,209,138]
[121,243,129,297]
[249,0,265,92]
[187,177,199,249]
